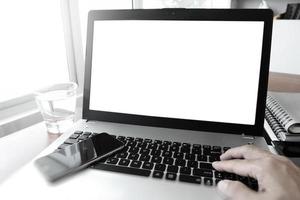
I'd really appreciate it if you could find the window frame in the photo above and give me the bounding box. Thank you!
[0,0,83,137]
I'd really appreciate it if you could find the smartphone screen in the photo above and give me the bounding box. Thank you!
[35,133,124,182]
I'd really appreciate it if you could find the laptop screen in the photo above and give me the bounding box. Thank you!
[89,20,264,126]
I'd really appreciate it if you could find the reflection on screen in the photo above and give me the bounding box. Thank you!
[89,20,264,125]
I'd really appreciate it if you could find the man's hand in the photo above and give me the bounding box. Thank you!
[212,145,300,200]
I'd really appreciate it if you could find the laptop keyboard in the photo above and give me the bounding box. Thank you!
[57,131,258,190]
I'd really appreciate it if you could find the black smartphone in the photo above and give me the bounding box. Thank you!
[35,133,124,182]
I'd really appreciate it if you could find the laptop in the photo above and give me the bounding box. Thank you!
[2,9,273,200]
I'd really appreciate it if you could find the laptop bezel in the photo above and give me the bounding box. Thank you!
[83,9,273,136]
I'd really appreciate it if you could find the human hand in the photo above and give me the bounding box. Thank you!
[212,145,300,200]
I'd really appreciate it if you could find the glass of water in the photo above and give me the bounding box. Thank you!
[35,82,77,134]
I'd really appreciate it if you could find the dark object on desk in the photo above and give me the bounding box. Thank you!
[265,93,300,141]
[272,141,300,157]
[282,4,300,19]
[35,133,124,182]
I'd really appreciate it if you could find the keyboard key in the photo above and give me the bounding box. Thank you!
[153,171,164,179]
[180,147,191,153]
[74,131,83,135]
[163,141,172,146]
[166,173,177,181]
[163,157,174,165]
[128,147,139,154]
[187,160,198,168]
[172,142,181,146]
[64,138,77,144]
[139,154,150,162]
[212,146,221,152]
[173,152,183,159]
[193,144,201,148]
[135,138,143,142]
[83,132,92,136]
[154,140,162,144]
[162,151,172,157]
[142,162,154,170]
[78,135,89,140]
[179,175,201,184]
[223,172,236,180]
[154,163,166,172]
[116,152,128,159]
[214,171,223,179]
[170,145,180,152]
[175,159,186,167]
[209,155,220,162]
[204,178,213,186]
[130,160,142,168]
[148,143,158,150]
[158,144,169,151]
[127,141,137,147]
[136,142,148,149]
[69,134,79,139]
[117,136,126,142]
[185,153,196,161]
[119,159,130,166]
[192,147,201,154]
[94,163,151,177]
[140,149,150,155]
[200,162,213,170]
[151,156,162,163]
[197,154,207,162]
[151,150,161,157]
[128,153,139,160]
[126,136,134,141]
[106,157,119,165]
[180,167,191,175]
[144,138,152,143]
[193,169,213,178]
[167,165,178,173]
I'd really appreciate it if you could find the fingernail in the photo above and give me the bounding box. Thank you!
[212,161,220,167]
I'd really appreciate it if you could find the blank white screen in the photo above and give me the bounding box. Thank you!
[89,20,264,125]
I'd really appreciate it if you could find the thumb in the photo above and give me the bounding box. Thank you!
[217,180,258,200]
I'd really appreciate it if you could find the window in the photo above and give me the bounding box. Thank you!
[0,0,69,104]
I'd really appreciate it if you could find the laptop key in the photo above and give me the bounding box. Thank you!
[193,169,213,178]
[153,171,164,179]
[119,159,130,166]
[151,156,162,163]
[94,163,151,177]
[74,131,83,135]
[199,162,213,170]
[128,147,139,154]
[130,160,142,168]
[135,138,143,142]
[128,153,139,161]
[139,154,150,162]
[187,160,198,168]
[154,140,162,144]
[204,178,213,186]
[163,157,174,165]
[151,150,161,157]
[170,145,179,152]
[158,144,169,151]
[144,138,152,143]
[162,151,172,157]
[214,171,223,179]
[154,163,166,172]
[83,132,92,136]
[140,148,150,155]
[180,167,191,175]
[175,159,186,167]
[64,138,78,144]
[126,137,134,141]
[174,152,184,159]
[166,173,177,181]
[106,157,119,165]
[163,141,172,146]
[69,134,79,139]
[197,154,207,162]
[142,162,154,170]
[116,152,128,159]
[185,153,196,161]
[167,165,178,173]
[78,135,89,140]
[179,175,201,184]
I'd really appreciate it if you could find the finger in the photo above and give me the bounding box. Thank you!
[212,159,261,178]
[217,180,259,200]
[220,145,271,161]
